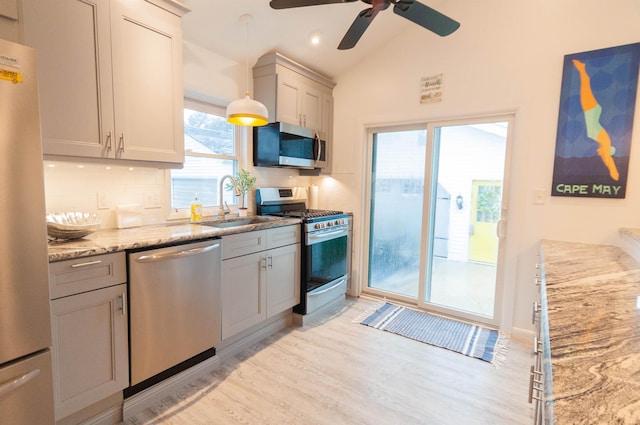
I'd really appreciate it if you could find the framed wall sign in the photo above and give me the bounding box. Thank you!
[551,43,640,198]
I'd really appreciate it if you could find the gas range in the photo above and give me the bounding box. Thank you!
[256,187,348,228]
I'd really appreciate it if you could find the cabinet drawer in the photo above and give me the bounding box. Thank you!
[222,230,266,260]
[49,252,126,299]
[267,225,301,249]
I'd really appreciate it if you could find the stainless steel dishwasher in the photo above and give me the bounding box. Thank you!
[127,239,221,389]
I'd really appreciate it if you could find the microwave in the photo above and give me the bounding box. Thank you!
[253,122,328,170]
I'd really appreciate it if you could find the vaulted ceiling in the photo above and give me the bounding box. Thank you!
[181,0,453,80]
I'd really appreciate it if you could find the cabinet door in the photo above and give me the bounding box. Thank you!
[110,0,184,164]
[50,284,128,420]
[276,75,302,126]
[22,0,115,158]
[266,243,300,318]
[301,85,323,131]
[221,252,266,340]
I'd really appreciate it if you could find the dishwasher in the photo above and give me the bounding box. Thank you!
[127,238,221,391]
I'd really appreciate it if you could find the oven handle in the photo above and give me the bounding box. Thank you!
[307,227,348,245]
[309,277,346,296]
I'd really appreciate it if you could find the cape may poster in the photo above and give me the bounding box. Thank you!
[551,43,640,199]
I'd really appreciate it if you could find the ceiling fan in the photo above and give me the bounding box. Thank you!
[269,0,460,50]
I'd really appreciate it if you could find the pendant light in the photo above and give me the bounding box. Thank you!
[226,14,268,127]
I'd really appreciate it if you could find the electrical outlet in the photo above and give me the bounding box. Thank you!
[143,191,161,209]
[97,192,109,209]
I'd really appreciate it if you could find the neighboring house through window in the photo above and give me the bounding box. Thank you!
[170,98,240,211]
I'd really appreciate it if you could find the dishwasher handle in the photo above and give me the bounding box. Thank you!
[134,242,220,263]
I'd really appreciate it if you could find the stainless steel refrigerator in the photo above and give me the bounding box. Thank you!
[0,38,55,424]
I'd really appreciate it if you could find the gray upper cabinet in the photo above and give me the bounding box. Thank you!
[0,0,19,41]
[21,0,188,167]
[253,52,335,138]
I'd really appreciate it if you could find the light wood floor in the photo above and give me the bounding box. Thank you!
[125,298,534,425]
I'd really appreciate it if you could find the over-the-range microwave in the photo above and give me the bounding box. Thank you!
[253,122,328,170]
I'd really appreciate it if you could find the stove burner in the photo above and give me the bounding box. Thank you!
[272,209,344,219]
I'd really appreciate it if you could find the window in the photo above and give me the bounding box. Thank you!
[170,99,241,209]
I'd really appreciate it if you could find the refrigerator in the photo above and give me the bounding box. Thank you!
[0,38,55,424]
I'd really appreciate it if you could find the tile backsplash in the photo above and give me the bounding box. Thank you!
[43,160,314,229]
[43,161,168,229]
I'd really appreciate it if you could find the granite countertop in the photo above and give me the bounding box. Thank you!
[541,239,640,425]
[48,216,301,262]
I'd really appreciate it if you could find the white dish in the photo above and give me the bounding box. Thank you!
[46,212,101,240]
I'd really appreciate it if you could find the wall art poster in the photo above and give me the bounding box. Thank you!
[551,42,640,198]
[420,73,443,104]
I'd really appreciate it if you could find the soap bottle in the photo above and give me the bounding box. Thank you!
[190,194,203,224]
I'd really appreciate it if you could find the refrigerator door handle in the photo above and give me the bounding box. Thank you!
[0,369,40,399]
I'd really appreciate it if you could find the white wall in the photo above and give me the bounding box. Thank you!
[326,0,640,337]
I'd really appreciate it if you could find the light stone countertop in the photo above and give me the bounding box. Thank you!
[47,216,301,262]
[540,239,640,425]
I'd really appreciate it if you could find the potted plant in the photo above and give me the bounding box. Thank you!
[226,169,256,216]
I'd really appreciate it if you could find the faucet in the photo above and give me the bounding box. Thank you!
[219,175,241,219]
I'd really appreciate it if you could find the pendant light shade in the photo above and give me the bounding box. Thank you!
[226,14,269,127]
[226,93,268,126]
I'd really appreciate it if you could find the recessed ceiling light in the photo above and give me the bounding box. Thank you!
[310,30,322,45]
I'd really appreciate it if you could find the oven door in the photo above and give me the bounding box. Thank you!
[296,226,348,314]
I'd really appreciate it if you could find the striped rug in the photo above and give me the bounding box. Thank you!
[358,302,506,365]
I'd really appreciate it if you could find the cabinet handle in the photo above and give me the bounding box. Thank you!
[105,131,112,150]
[303,114,306,127]
[531,301,541,324]
[298,113,303,126]
[119,132,125,152]
[267,255,273,269]
[261,257,267,269]
[528,365,543,403]
[533,336,542,354]
[71,260,103,268]
[534,276,541,286]
[119,292,127,316]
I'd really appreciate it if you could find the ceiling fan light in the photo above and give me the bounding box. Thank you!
[226,94,269,127]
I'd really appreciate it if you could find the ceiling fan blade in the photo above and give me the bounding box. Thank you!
[270,0,357,9]
[393,0,460,36]
[338,5,385,50]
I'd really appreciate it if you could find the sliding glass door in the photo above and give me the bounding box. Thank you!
[367,126,426,298]
[365,117,512,326]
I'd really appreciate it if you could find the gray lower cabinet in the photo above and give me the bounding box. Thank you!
[221,225,301,340]
[48,253,129,421]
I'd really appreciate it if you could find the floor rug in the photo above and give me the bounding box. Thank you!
[358,302,506,365]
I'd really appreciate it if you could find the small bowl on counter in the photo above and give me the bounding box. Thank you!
[46,212,101,240]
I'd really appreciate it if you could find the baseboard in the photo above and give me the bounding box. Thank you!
[510,326,535,345]
[122,355,221,421]
[122,312,291,422]
[78,405,122,425]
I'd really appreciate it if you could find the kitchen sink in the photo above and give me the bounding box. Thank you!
[200,217,275,229]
